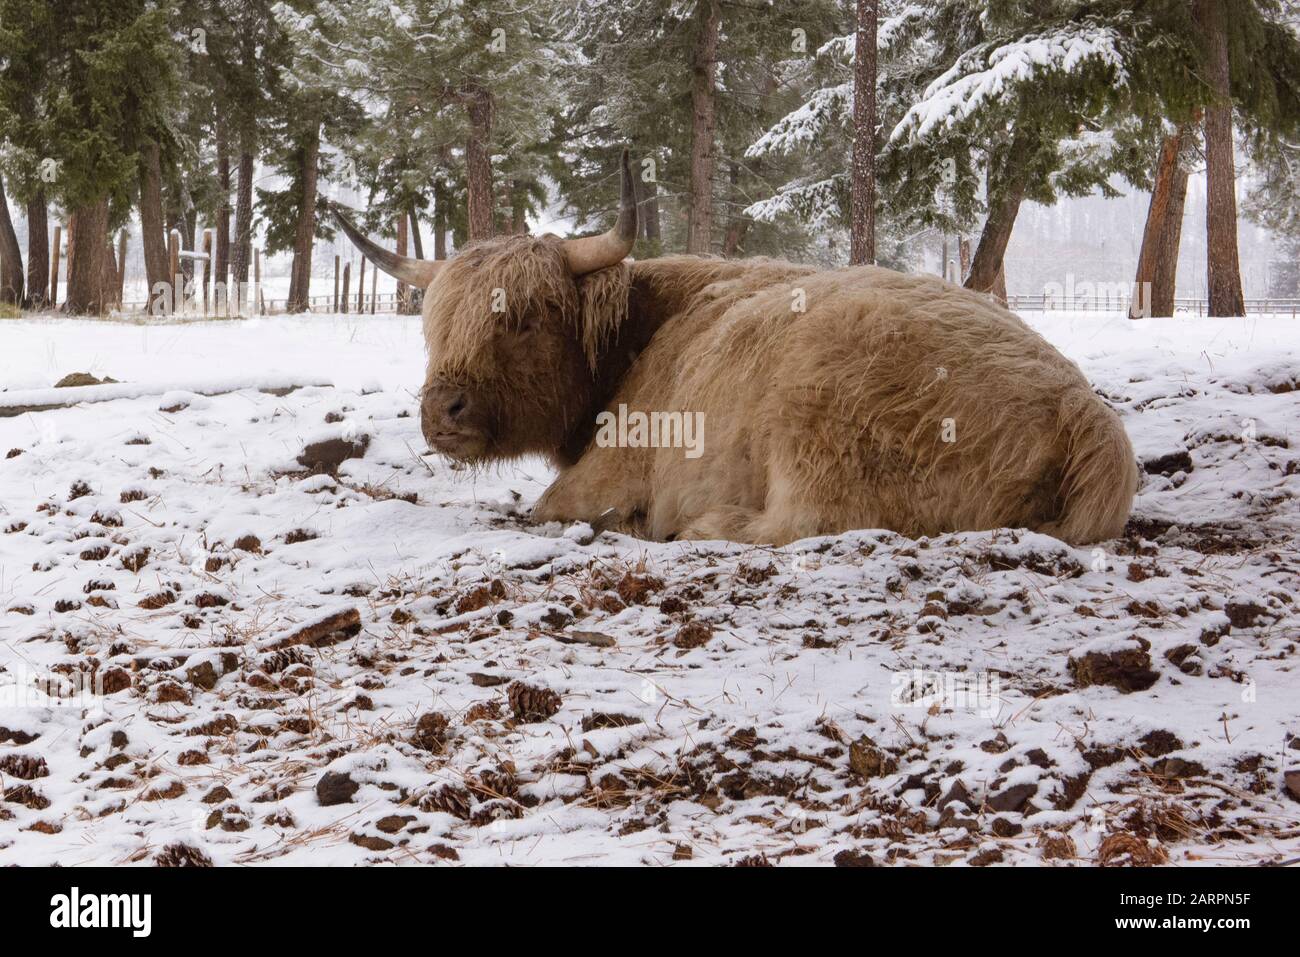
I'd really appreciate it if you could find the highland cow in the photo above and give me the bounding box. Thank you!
[333,151,1137,546]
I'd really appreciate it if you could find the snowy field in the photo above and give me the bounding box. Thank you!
[0,309,1297,866]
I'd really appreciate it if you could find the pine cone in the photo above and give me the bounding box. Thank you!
[154,842,214,867]
[258,646,310,675]
[419,784,474,820]
[0,753,48,780]
[411,712,450,751]
[470,798,523,828]
[507,681,562,723]
[475,764,518,799]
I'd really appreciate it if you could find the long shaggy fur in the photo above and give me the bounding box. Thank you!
[416,239,1138,546]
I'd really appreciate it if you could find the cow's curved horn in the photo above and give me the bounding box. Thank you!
[330,203,443,289]
[562,148,638,276]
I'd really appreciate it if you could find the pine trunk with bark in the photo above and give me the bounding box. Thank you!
[464,85,495,242]
[850,0,878,265]
[24,189,48,309]
[409,204,425,257]
[686,0,720,255]
[139,141,170,312]
[1131,129,1191,318]
[0,175,25,305]
[230,146,254,313]
[286,126,321,313]
[1196,0,1245,316]
[965,131,1036,299]
[214,124,231,299]
[433,180,448,259]
[64,199,110,314]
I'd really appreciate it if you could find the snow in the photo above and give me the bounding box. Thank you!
[0,309,1297,866]
[891,28,1129,143]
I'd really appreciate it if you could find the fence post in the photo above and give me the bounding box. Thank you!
[370,257,377,314]
[255,247,264,315]
[341,261,350,315]
[357,257,365,313]
[168,229,181,315]
[333,255,340,312]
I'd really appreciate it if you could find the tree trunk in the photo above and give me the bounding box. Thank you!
[958,236,971,283]
[101,237,120,310]
[286,125,321,313]
[139,140,170,312]
[1196,0,1245,316]
[1131,129,1191,318]
[24,188,48,309]
[464,85,495,242]
[965,132,1035,298]
[686,0,720,255]
[850,0,878,265]
[509,182,527,235]
[214,123,231,298]
[230,146,254,312]
[64,199,109,314]
[721,163,749,256]
[433,181,448,259]
[409,203,425,257]
[1151,153,1190,316]
[0,175,25,305]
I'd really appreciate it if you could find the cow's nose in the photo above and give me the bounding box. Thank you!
[422,384,471,430]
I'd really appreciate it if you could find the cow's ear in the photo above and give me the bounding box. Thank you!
[574,261,631,371]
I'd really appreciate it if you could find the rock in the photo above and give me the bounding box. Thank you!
[1224,600,1268,629]
[559,629,616,648]
[1068,639,1158,693]
[349,833,394,852]
[991,817,1023,838]
[936,779,974,812]
[297,434,370,474]
[833,849,875,867]
[1284,770,1300,802]
[969,847,1004,867]
[55,372,117,388]
[1142,449,1193,476]
[316,771,360,806]
[270,607,361,649]
[1137,730,1183,756]
[848,736,897,780]
[186,660,220,690]
[987,783,1037,813]
[470,672,508,687]
[375,815,414,835]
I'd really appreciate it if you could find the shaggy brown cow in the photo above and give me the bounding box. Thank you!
[333,152,1137,546]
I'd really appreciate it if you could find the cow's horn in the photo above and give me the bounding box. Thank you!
[562,148,638,276]
[330,202,443,289]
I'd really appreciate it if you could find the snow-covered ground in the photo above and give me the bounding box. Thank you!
[0,310,1297,866]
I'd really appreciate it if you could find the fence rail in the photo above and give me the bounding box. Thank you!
[1006,294,1300,316]
[118,287,1300,319]
[119,290,413,316]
